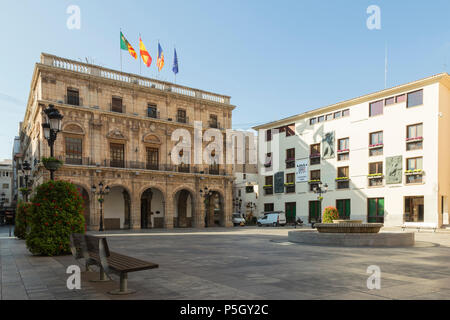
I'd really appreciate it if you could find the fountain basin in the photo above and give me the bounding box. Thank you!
[315,223,383,233]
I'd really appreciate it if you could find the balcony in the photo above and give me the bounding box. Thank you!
[176,116,189,124]
[405,170,423,184]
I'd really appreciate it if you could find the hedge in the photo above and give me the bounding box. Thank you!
[14,201,32,239]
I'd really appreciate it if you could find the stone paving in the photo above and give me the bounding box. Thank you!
[1,225,450,300]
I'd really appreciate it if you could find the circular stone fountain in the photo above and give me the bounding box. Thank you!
[288,220,415,247]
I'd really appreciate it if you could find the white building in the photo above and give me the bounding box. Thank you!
[253,73,450,227]
[0,159,13,209]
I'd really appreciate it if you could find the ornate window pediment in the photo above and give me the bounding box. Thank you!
[62,122,85,135]
[107,129,127,140]
[143,133,161,145]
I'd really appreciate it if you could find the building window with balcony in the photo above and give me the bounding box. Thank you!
[368,161,383,187]
[406,157,423,184]
[146,147,159,170]
[406,123,423,151]
[310,143,321,165]
[285,173,295,193]
[368,198,384,223]
[209,114,218,128]
[336,166,349,189]
[65,137,83,165]
[177,109,187,123]
[309,169,321,191]
[147,104,158,118]
[263,176,273,195]
[336,199,351,220]
[404,196,424,222]
[67,88,80,106]
[286,148,295,168]
[112,96,123,113]
[369,100,383,117]
[110,143,125,168]
[369,131,383,156]
[264,152,272,169]
[407,89,423,108]
[337,138,349,161]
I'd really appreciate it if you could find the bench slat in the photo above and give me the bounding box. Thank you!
[88,251,158,273]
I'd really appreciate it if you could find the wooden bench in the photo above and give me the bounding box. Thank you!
[401,222,438,232]
[69,234,158,294]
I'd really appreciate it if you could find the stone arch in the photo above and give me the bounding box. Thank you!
[140,186,166,229]
[103,184,132,230]
[172,186,196,228]
[205,189,225,227]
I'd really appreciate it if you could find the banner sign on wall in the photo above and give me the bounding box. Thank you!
[296,159,308,182]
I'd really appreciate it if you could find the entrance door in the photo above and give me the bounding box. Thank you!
[285,202,296,223]
[309,201,321,223]
[368,198,384,223]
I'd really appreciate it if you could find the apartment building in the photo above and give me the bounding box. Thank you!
[0,159,13,209]
[18,53,235,230]
[254,73,450,227]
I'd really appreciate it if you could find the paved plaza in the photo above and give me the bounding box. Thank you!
[1,225,450,300]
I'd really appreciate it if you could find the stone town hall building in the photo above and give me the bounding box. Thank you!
[19,53,235,230]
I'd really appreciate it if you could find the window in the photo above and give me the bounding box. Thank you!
[264,153,272,168]
[146,147,159,170]
[266,129,272,141]
[110,143,125,168]
[334,111,341,119]
[67,88,80,106]
[286,124,295,137]
[342,109,350,117]
[285,173,295,193]
[337,138,349,161]
[112,96,123,113]
[209,114,218,128]
[264,176,273,195]
[407,89,423,108]
[309,201,321,223]
[264,203,274,212]
[396,94,406,103]
[177,109,187,123]
[404,196,424,222]
[147,104,158,118]
[385,97,395,106]
[336,166,349,189]
[286,148,295,168]
[3,183,9,189]
[406,157,423,184]
[318,115,325,123]
[325,114,333,121]
[368,162,383,187]
[368,198,384,223]
[310,118,317,125]
[65,137,83,165]
[369,100,383,117]
[336,199,351,220]
[406,123,423,151]
[310,143,321,165]
[309,169,320,191]
[369,131,383,156]
[245,186,254,193]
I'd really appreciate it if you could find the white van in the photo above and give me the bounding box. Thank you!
[257,211,287,227]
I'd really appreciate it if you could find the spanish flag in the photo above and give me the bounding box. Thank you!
[120,32,137,59]
[157,42,164,71]
[139,37,152,67]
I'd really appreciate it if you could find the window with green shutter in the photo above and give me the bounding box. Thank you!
[368,198,384,223]
[336,199,351,219]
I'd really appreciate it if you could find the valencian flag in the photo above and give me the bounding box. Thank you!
[172,48,179,75]
[157,42,165,71]
[120,32,137,59]
[139,37,152,67]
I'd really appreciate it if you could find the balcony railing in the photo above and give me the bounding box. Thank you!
[54,156,229,176]
[41,53,231,105]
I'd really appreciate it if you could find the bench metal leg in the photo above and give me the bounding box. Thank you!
[108,273,136,295]
[89,266,111,282]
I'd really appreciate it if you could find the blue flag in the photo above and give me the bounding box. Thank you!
[172,48,179,75]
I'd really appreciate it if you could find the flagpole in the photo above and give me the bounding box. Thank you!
[120,28,123,72]
[139,33,142,76]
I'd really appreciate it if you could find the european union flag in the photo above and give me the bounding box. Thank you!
[172,48,179,75]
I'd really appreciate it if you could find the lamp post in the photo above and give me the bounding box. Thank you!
[42,104,63,180]
[21,160,31,202]
[312,182,328,227]
[92,182,110,232]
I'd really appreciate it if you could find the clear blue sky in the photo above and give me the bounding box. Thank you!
[0,0,449,159]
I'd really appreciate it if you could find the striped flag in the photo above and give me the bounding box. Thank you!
[139,37,152,67]
[120,32,137,60]
[157,42,165,71]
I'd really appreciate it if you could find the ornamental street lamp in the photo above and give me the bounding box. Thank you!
[42,104,63,180]
[21,160,32,202]
[92,182,110,232]
[312,182,328,227]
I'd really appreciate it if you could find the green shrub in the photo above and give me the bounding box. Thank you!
[15,201,32,239]
[322,206,340,223]
[26,180,85,256]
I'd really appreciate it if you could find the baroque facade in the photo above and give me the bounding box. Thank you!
[254,73,450,227]
[19,53,235,230]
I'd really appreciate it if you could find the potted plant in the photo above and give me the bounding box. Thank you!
[41,157,63,171]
